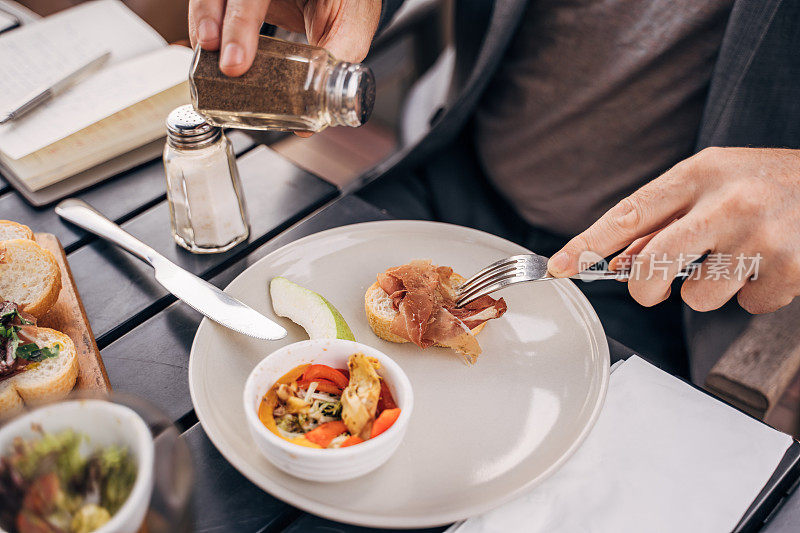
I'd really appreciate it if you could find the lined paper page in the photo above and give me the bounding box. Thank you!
[0,45,192,160]
[0,0,165,111]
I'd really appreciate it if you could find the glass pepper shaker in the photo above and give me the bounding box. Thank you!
[189,35,375,133]
[163,105,249,254]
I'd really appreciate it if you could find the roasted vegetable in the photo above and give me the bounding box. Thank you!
[305,421,348,448]
[340,353,381,439]
[371,408,402,438]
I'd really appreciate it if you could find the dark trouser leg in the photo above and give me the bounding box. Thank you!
[684,300,752,383]
[359,131,690,376]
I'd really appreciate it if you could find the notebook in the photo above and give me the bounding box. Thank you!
[0,0,193,205]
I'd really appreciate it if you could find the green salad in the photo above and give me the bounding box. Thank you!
[0,428,137,533]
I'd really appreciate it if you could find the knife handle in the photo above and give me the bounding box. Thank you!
[56,199,161,267]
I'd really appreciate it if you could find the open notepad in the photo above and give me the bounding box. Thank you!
[0,0,193,204]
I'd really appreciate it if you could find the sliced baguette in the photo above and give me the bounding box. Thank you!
[0,220,34,242]
[0,238,61,319]
[364,272,486,346]
[0,327,78,418]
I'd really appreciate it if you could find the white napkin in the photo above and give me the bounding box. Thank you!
[450,355,793,533]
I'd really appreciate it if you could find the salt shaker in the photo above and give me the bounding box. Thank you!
[189,35,375,132]
[163,105,249,253]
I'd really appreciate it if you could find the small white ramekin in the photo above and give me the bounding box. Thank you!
[243,339,413,482]
[0,399,155,533]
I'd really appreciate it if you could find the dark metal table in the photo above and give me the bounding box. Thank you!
[2,141,798,532]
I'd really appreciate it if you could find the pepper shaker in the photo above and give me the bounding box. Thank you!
[163,105,249,254]
[189,35,375,133]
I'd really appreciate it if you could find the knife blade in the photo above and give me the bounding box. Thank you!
[152,258,287,340]
[55,199,287,341]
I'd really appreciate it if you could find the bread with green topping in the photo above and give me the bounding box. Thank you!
[0,327,77,418]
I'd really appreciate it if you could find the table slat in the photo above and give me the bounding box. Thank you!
[763,485,800,533]
[100,195,389,421]
[608,337,635,365]
[102,302,201,421]
[183,422,298,533]
[68,146,337,343]
[0,132,254,251]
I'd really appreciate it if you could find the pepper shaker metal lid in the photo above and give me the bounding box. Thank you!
[166,105,221,148]
[329,63,376,127]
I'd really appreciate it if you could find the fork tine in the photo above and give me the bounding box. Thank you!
[458,263,522,294]
[458,266,526,299]
[458,256,519,288]
[456,271,523,306]
[456,274,525,307]
[458,255,530,292]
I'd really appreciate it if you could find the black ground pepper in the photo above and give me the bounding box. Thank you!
[192,37,320,118]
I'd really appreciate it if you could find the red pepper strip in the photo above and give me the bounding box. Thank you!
[339,435,364,448]
[305,421,348,448]
[297,378,341,395]
[377,380,397,413]
[371,408,401,438]
[302,365,349,389]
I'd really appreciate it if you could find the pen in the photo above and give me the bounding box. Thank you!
[0,51,111,125]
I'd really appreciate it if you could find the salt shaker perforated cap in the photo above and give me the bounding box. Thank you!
[166,105,221,148]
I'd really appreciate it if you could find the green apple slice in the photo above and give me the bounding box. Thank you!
[269,277,355,341]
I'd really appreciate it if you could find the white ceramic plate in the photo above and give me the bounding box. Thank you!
[189,221,609,528]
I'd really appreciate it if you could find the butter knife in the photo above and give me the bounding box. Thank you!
[55,199,287,341]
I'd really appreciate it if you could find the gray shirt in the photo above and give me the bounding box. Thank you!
[474,0,733,236]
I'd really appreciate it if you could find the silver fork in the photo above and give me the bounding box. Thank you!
[454,254,694,307]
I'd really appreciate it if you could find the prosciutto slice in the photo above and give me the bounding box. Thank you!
[378,260,507,362]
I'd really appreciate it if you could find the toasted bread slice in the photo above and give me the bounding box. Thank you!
[0,327,78,418]
[364,272,486,346]
[0,221,34,242]
[0,239,61,319]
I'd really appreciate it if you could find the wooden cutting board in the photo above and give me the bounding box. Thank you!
[34,233,111,392]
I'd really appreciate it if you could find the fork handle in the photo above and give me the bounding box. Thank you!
[456,264,695,307]
[572,267,693,281]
